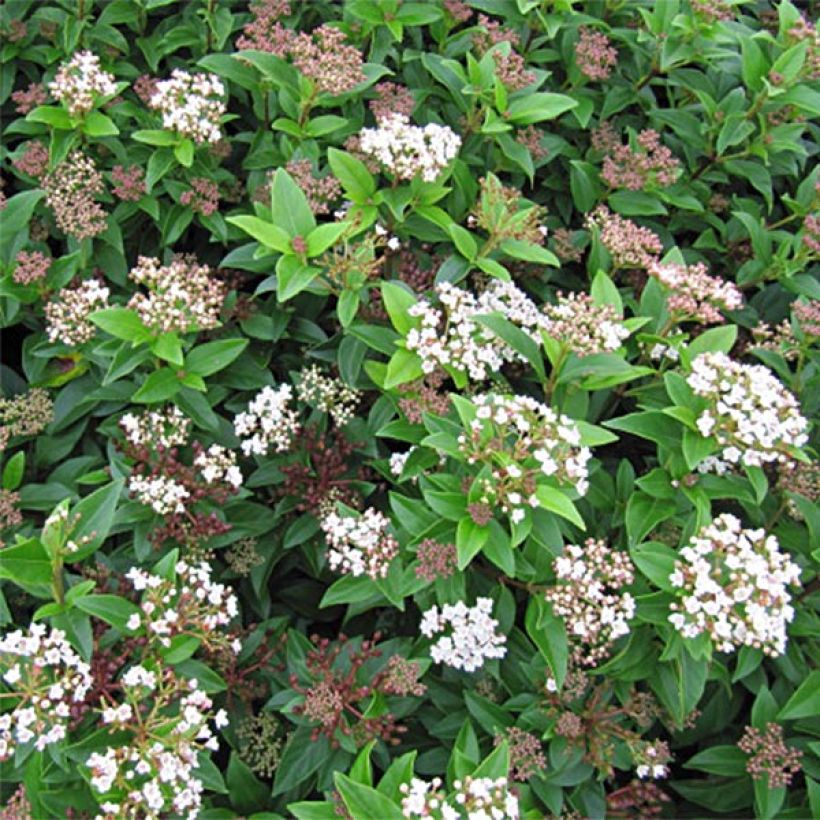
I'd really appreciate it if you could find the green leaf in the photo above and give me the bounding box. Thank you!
[71,479,125,559]
[327,148,377,202]
[273,728,331,795]
[151,333,184,367]
[133,129,179,146]
[609,191,668,216]
[525,596,568,688]
[0,538,52,587]
[132,368,182,403]
[74,594,140,632]
[26,105,73,129]
[0,190,46,239]
[82,111,119,137]
[384,349,424,389]
[90,308,151,343]
[3,451,26,491]
[456,516,489,569]
[226,215,291,252]
[777,671,820,720]
[625,493,676,545]
[186,339,248,377]
[506,93,577,124]
[535,486,585,529]
[474,313,546,383]
[174,139,194,167]
[449,224,478,260]
[687,325,737,357]
[499,238,559,266]
[684,746,748,777]
[569,160,602,213]
[227,752,269,816]
[271,167,316,238]
[337,290,359,328]
[276,256,321,301]
[334,773,403,820]
[306,222,347,257]
[590,271,623,315]
[630,542,678,591]
[381,281,419,334]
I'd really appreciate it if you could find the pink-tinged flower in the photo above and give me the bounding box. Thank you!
[369,82,415,123]
[586,205,663,269]
[542,291,630,356]
[289,24,365,95]
[443,0,473,24]
[803,213,820,254]
[12,251,50,286]
[473,14,535,91]
[111,165,146,201]
[49,51,116,117]
[133,74,158,104]
[284,160,341,215]
[601,128,681,191]
[149,70,226,144]
[648,260,742,324]
[43,151,108,240]
[738,723,803,788]
[575,27,618,81]
[45,278,110,346]
[11,82,47,114]
[12,141,49,179]
[414,539,458,582]
[180,177,219,216]
[236,0,292,55]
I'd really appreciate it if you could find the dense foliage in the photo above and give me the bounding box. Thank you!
[0,0,819,818]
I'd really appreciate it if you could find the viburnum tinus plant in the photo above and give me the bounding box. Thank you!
[0,0,818,817]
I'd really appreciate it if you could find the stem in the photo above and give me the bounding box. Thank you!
[52,557,65,606]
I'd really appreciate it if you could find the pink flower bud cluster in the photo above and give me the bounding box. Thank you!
[179,176,219,215]
[586,205,663,269]
[473,15,535,91]
[290,24,365,95]
[127,255,224,334]
[12,140,49,178]
[149,70,226,144]
[49,50,116,117]
[297,364,360,427]
[111,165,146,201]
[601,129,681,191]
[688,352,809,468]
[284,160,342,215]
[320,507,399,579]
[668,513,801,656]
[43,151,108,239]
[547,539,636,666]
[649,260,742,324]
[495,726,547,781]
[369,82,416,124]
[414,538,458,582]
[542,291,630,356]
[0,625,93,762]
[12,250,50,286]
[11,81,47,114]
[738,723,803,788]
[575,27,618,81]
[420,597,507,672]
[236,0,292,53]
[45,278,110,346]
[234,384,299,456]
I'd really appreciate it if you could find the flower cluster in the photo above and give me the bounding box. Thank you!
[575,27,618,81]
[406,280,543,381]
[0,625,93,762]
[49,50,116,117]
[297,365,360,427]
[128,474,189,515]
[546,539,636,666]
[495,727,547,781]
[237,712,284,778]
[414,538,458,582]
[149,70,226,144]
[668,514,801,656]
[224,537,265,575]
[778,459,820,520]
[370,81,416,123]
[88,671,228,819]
[234,384,299,456]
[12,140,49,178]
[320,507,399,579]
[633,740,672,780]
[542,292,630,356]
[193,444,242,488]
[359,114,461,183]
[400,775,519,819]
[11,81,47,114]
[127,255,224,333]
[285,159,342,214]
[601,129,681,191]
[687,352,809,467]
[111,165,146,201]
[737,722,803,788]
[120,405,192,449]
[289,24,364,95]
[44,278,110,346]
[473,14,535,91]
[235,0,292,53]
[125,560,240,652]
[420,598,507,672]
[43,151,108,239]
[180,177,219,216]
[585,205,663,269]
[459,393,592,521]
[12,250,50,286]
[0,489,22,534]
[649,261,743,324]
[0,388,53,450]
[469,174,548,246]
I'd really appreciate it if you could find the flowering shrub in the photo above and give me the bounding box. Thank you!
[0,1,818,818]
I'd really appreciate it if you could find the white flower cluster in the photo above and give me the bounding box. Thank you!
[459,394,591,522]
[400,775,519,819]
[45,278,110,346]
[297,364,360,427]
[88,676,229,819]
[320,507,399,579]
[634,741,672,780]
[126,561,240,651]
[547,539,636,666]
[688,352,809,468]
[234,384,300,456]
[120,406,192,449]
[359,113,461,182]
[194,444,243,488]
[420,597,507,672]
[541,291,630,357]
[149,69,226,143]
[406,280,544,381]
[668,513,801,656]
[49,50,117,117]
[390,447,416,477]
[128,474,189,515]
[0,625,93,762]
